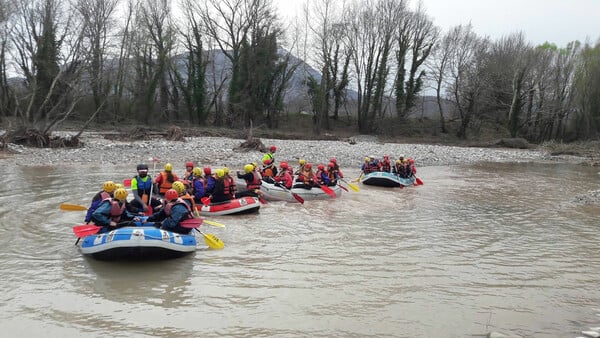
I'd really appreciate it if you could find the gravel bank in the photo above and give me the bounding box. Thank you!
[2,131,583,168]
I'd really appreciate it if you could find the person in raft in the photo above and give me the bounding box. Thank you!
[154,163,179,198]
[236,164,263,198]
[91,188,140,233]
[190,167,205,204]
[207,169,231,203]
[294,163,317,189]
[130,163,162,213]
[262,145,277,165]
[273,161,293,189]
[144,189,193,234]
[84,180,116,224]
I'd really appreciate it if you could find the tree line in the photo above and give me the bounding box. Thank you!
[0,0,599,145]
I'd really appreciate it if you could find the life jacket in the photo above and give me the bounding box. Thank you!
[246,171,262,190]
[163,198,193,217]
[108,198,126,222]
[381,160,391,172]
[226,175,237,196]
[158,171,174,194]
[328,169,337,182]
[223,178,232,198]
[368,161,380,172]
[135,175,153,198]
[262,165,274,177]
[315,169,326,184]
[298,169,313,184]
[179,193,197,211]
[99,191,112,201]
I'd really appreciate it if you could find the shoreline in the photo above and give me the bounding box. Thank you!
[2,131,590,168]
[3,131,598,205]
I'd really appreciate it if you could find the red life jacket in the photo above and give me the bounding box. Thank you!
[226,176,237,196]
[163,198,192,216]
[108,199,126,222]
[246,171,261,190]
[223,178,232,198]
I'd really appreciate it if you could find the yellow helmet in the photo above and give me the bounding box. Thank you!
[115,183,124,190]
[103,181,116,193]
[193,167,202,177]
[364,157,370,162]
[172,181,186,194]
[114,188,128,201]
[215,169,225,178]
[251,162,258,169]
[395,159,401,164]
[223,167,230,175]
[244,164,254,173]
[165,163,173,171]
[299,159,306,165]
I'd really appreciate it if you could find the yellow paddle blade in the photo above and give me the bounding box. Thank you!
[199,231,224,250]
[202,219,226,228]
[60,203,88,211]
[346,181,360,192]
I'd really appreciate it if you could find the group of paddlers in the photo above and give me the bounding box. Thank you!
[360,154,417,178]
[83,145,347,234]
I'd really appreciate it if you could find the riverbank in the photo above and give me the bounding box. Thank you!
[2,130,599,205]
[2,130,593,167]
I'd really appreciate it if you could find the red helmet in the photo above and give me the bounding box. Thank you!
[305,163,312,169]
[327,162,334,168]
[330,157,337,164]
[165,189,178,201]
[269,145,277,152]
[203,166,211,175]
[263,159,272,165]
[186,161,194,168]
[318,164,324,171]
[280,161,288,169]
[384,154,389,159]
[409,158,415,164]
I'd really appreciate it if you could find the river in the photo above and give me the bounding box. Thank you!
[1,162,599,337]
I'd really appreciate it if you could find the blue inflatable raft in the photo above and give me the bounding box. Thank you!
[80,226,197,260]
[361,172,417,187]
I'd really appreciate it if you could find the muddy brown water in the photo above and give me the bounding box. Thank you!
[1,162,599,337]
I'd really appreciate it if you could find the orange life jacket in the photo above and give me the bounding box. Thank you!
[158,171,174,194]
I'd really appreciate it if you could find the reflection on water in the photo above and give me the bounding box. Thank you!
[0,162,599,337]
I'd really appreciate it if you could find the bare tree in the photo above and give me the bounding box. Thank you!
[0,0,16,122]
[427,24,469,133]
[446,25,487,138]
[127,0,176,124]
[345,0,401,133]
[395,2,438,119]
[8,0,86,138]
[73,0,119,120]
[304,0,351,133]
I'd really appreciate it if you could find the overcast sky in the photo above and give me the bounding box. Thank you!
[276,0,600,47]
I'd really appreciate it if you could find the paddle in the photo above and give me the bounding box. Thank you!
[194,229,224,249]
[73,224,103,237]
[147,157,158,215]
[340,178,360,192]
[72,220,134,238]
[179,218,203,228]
[337,183,349,192]
[203,219,226,228]
[278,185,304,204]
[60,203,88,211]
[352,172,364,183]
[415,177,424,185]
[315,182,336,198]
